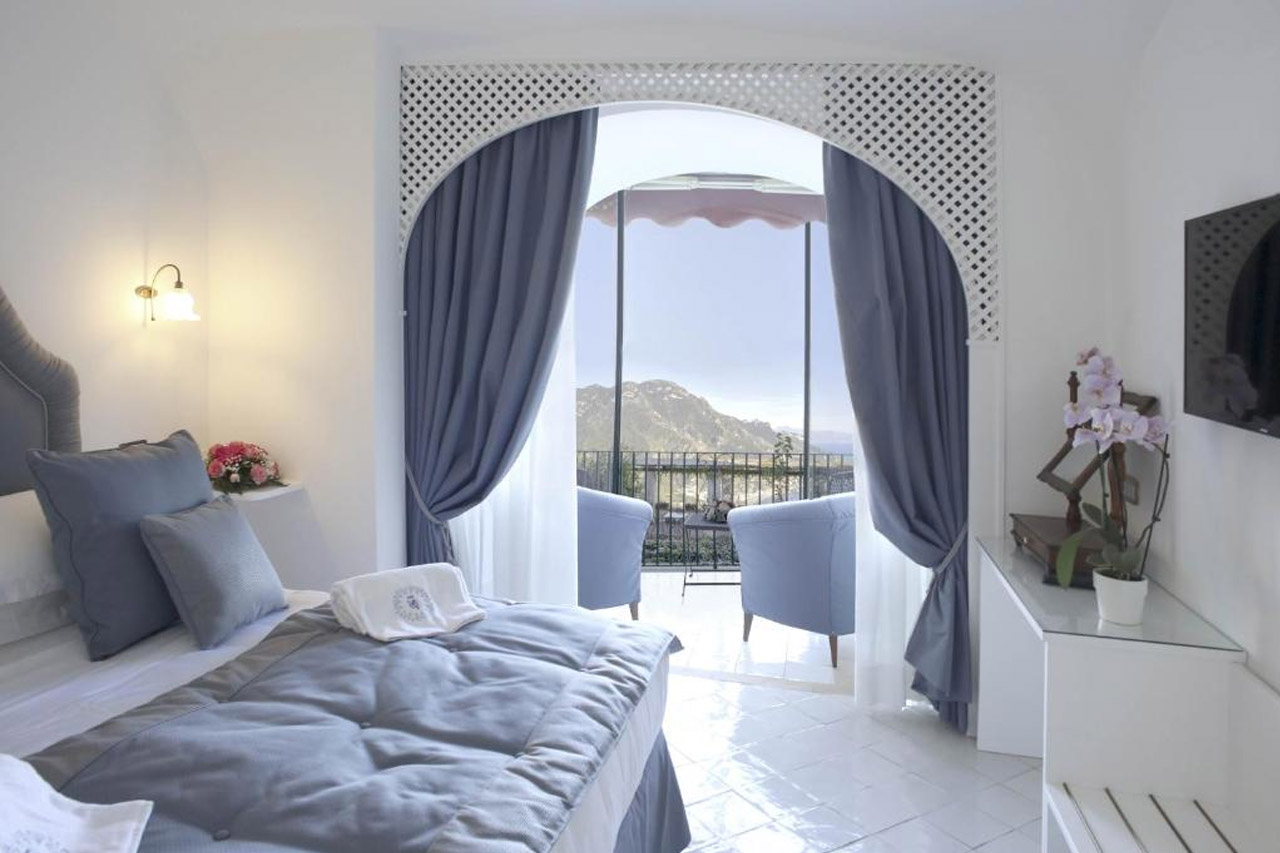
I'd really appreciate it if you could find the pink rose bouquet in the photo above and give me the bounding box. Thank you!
[204,441,284,493]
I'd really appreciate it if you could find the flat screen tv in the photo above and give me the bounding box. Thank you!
[1185,193,1280,436]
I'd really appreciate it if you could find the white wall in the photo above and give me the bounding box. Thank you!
[0,7,405,587]
[372,28,408,579]
[170,29,394,586]
[1117,0,1280,688]
[1000,74,1130,517]
[0,1,209,450]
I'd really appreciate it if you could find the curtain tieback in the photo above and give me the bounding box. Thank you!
[404,457,448,528]
[932,523,968,574]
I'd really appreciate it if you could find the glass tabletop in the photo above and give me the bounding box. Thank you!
[978,536,1244,655]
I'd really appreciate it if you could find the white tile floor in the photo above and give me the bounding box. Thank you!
[606,571,855,689]
[602,573,1044,852]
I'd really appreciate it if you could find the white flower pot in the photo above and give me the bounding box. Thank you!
[1093,570,1149,625]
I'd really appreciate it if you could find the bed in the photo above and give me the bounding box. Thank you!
[0,285,690,853]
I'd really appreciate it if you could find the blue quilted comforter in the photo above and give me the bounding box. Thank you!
[29,600,680,852]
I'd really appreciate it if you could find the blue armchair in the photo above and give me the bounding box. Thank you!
[577,487,653,620]
[727,493,856,666]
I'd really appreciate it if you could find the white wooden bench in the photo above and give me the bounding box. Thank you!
[1047,782,1254,852]
[975,537,1279,853]
[1040,664,1279,853]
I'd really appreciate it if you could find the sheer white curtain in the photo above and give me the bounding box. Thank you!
[448,306,578,606]
[852,417,931,711]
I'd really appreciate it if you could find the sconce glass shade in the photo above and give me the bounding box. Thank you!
[137,264,199,322]
[161,285,200,322]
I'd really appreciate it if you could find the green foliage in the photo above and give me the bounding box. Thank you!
[1057,522,1150,587]
[618,453,640,496]
[643,534,735,567]
[1057,498,1134,588]
[1078,436,1173,583]
[1091,545,1143,580]
[772,433,795,502]
[1055,530,1088,588]
[1080,502,1125,547]
[1098,542,1124,567]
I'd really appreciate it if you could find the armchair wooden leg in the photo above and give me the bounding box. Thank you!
[743,612,753,642]
[629,601,639,621]
[829,635,839,668]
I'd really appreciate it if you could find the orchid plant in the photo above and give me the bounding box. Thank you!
[1056,348,1172,588]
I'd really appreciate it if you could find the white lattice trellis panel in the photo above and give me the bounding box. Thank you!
[401,62,1000,341]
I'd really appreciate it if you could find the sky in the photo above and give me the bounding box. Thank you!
[573,216,855,441]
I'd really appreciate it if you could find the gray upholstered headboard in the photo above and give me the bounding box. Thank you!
[0,284,80,496]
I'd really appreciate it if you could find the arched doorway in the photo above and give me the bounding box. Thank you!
[398,71,1006,622]
[436,106,931,707]
[402,72,1004,732]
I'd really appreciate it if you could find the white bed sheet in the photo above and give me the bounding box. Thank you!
[0,592,670,853]
[0,589,328,757]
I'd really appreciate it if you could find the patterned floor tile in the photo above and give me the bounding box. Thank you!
[639,580,1039,853]
[969,782,1041,827]
[732,774,821,819]
[1002,767,1043,802]
[778,805,868,850]
[974,829,1040,853]
[722,821,817,853]
[924,801,1014,847]
[875,816,971,853]
[686,790,772,839]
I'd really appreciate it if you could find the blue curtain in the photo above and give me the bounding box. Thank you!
[823,145,971,730]
[404,110,598,564]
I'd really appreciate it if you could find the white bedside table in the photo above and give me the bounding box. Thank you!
[227,483,339,591]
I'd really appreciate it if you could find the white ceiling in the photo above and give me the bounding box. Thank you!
[119,0,1173,81]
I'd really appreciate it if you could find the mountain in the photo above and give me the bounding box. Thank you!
[577,380,784,452]
[779,426,856,456]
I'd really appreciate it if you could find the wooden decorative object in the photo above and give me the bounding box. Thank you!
[1010,513,1105,588]
[1015,370,1158,586]
[1037,371,1157,530]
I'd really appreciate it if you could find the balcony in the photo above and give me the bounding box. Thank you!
[577,450,855,568]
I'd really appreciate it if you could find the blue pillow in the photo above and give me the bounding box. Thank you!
[141,497,286,649]
[26,430,213,659]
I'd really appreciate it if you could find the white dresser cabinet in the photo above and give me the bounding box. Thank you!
[974,537,1274,852]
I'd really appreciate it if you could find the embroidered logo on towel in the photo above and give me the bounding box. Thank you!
[2,830,70,853]
[392,585,441,626]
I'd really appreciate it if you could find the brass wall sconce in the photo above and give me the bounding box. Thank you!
[135,264,199,322]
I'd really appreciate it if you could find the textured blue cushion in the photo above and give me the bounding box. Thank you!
[141,496,286,649]
[26,430,213,659]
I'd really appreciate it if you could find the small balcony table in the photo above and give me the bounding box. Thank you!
[679,514,741,596]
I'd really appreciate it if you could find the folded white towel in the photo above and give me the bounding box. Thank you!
[330,563,486,641]
[0,754,152,853]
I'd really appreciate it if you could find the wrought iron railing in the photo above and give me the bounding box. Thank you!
[576,450,855,568]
